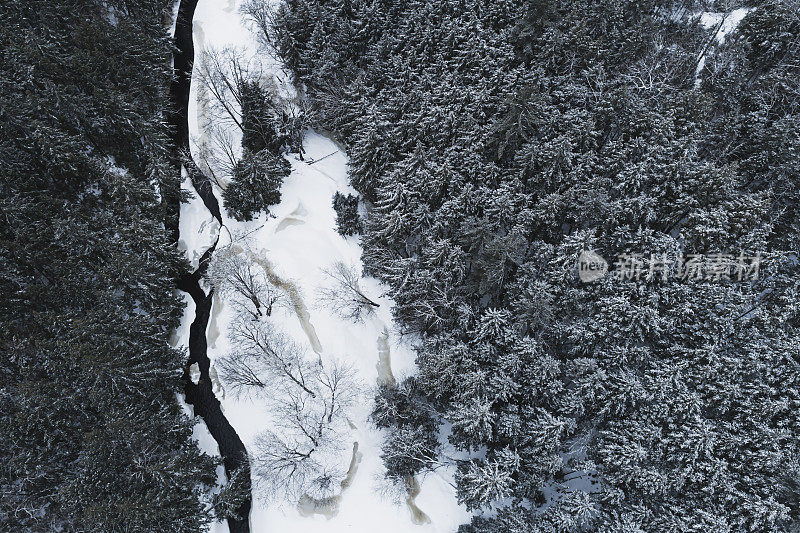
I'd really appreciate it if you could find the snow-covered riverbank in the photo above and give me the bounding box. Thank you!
[174,1,470,531]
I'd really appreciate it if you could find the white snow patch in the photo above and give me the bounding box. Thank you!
[169,290,195,351]
[699,7,752,44]
[208,131,469,533]
[189,362,202,385]
[178,168,220,270]
[184,1,472,531]
[694,54,706,87]
[169,0,181,36]
[694,7,753,87]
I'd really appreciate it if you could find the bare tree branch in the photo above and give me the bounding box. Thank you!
[208,246,285,319]
[317,261,380,322]
[250,357,362,501]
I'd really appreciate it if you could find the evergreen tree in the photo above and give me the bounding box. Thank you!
[332,191,362,236]
[223,150,290,222]
[222,77,295,221]
[270,0,800,530]
[0,0,216,529]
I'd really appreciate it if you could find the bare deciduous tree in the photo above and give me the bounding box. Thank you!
[217,315,315,398]
[196,45,306,176]
[208,247,284,319]
[252,429,345,501]
[211,247,363,502]
[317,261,380,322]
[240,0,278,50]
[251,358,361,500]
[202,122,240,189]
[197,47,250,131]
[194,48,251,188]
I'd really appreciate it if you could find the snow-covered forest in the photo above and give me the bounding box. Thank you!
[2,0,800,532]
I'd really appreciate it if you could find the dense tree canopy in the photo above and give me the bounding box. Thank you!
[0,1,215,530]
[273,0,800,530]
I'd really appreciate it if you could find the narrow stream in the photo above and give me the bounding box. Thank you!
[170,1,251,531]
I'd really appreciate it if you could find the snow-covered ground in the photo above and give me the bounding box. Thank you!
[174,1,471,531]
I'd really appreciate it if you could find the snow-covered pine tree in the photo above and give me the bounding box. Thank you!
[268,0,800,530]
[0,0,217,529]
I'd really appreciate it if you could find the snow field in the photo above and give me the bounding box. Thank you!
[174,1,472,531]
